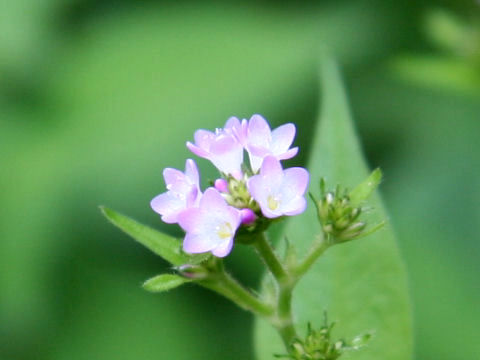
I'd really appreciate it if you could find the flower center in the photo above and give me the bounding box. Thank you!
[216,222,233,239]
[267,195,279,211]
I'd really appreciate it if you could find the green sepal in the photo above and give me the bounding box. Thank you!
[100,206,210,265]
[352,221,386,241]
[348,168,382,207]
[142,274,191,293]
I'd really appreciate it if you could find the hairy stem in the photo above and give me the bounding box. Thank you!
[253,232,288,281]
[254,233,298,348]
[200,268,273,318]
[294,233,330,278]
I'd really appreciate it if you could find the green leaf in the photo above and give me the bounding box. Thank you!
[100,206,208,266]
[254,56,413,359]
[143,274,191,293]
[349,168,382,206]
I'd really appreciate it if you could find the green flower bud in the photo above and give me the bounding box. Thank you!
[173,264,210,280]
[275,313,371,359]
[312,170,384,244]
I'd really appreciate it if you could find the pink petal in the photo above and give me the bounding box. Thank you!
[150,193,184,224]
[162,168,185,187]
[231,119,248,145]
[193,129,215,149]
[211,239,234,257]
[282,196,307,216]
[177,208,203,233]
[247,144,270,158]
[184,159,199,185]
[276,147,299,160]
[209,149,243,176]
[185,186,199,207]
[209,134,239,155]
[271,123,296,154]
[247,114,271,148]
[183,232,217,254]
[247,176,267,206]
[199,188,228,211]
[283,167,309,195]
[224,117,240,130]
[260,156,284,180]
[186,141,210,158]
[227,206,242,229]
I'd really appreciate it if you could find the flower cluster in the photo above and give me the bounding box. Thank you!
[151,115,309,257]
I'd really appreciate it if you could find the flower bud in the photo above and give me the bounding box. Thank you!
[214,178,229,193]
[315,188,366,242]
[240,208,256,225]
[312,171,384,244]
[276,314,370,359]
[313,181,375,244]
[174,264,209,280]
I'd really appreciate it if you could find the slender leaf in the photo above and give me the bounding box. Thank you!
[143,274,191,293]
[254,57,413,359]
[100,206,208,265]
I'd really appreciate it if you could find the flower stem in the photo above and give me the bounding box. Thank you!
[294,233,330,278]
[276,283,296,347]
[200,268,273,318]
[253,232,298,348]
[253,232,288,281]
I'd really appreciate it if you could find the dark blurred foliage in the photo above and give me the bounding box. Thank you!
[1,0,479,359]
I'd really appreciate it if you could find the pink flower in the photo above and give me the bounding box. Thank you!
[244,114,298,173]
[150,159,201,224]
[178,188,242,257]
[247,156,308,218]
[186,119,244,179]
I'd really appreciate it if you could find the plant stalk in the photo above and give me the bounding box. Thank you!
[200,268,273,318]
[253,233,298,348]
[294,233,330,277]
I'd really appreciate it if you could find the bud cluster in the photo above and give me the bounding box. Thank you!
[220,175,259,212]
[276,314,371,360]
[315,183,366,243]
[312,169,383,244]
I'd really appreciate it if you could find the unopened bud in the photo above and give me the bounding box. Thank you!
[277,315,369,359]
[240,208,256,225]
[174,264,209,280]
[214,178,229,193]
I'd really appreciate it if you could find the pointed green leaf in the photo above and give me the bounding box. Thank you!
[349,168,382,206]
[143,274,191,293]
[255,57,412,359]
[100,206,208,265]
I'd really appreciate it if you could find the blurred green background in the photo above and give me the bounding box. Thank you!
[1,0,479,359]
